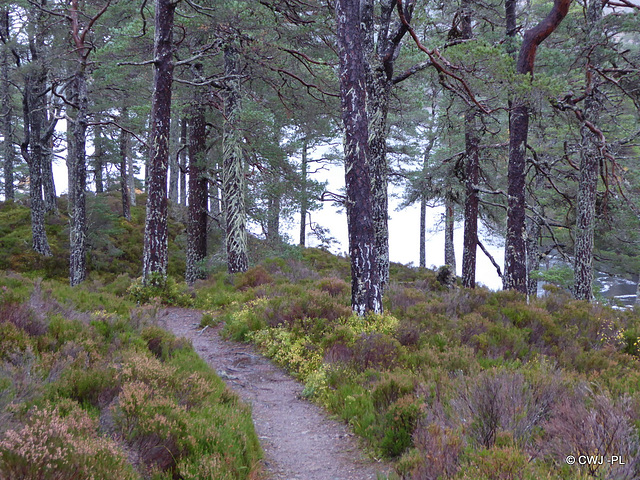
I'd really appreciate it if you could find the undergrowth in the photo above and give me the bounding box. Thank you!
[193,255,640,480]
[0,273,262,480]
[5,193,640,480]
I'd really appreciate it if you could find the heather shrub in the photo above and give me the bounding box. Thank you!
[235,265,274,290]
[0,301,48,337]
[142,325,191,361]
[128,273,193,307]
[385,284,427,314]
[456,446,534,480]
[406,420,463,480]
[0,322,31,360]
[542,389,640,480]
[318,276,350,297]
[372,371,416,412]
[281,258,321,282]
[49,363,119,407]
[381,394,423,457]
[352,333,401,371]
[0,401,137,480]
[452,368,566,449]
[223,299,268,341]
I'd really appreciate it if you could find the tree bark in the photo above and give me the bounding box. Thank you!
[1,9,13,202]
[573,0,604,301]
[336,0,382,315]
[68,72,88,286]
[179,116,187,206]
[128,133,136,206]
[186,100,208,284]
[168,116,179,203]
[503,0,572,293]
[444,193,456,271]
[361,0,414,293]
[20,5,52,256]
[93,124,104,193]
[222,44,248,274]
[266,176,281,245]
[120,108,131,220]
[299,138,308,246]
[419,195,426,268]
[42,136,57,213]
[462,109,479,287]
[461,1,479,288]
[142,0,176,283]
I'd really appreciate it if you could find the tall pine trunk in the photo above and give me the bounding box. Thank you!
[461,1,479,288]
[179,117,187,207]
[21,6,52,257]
[93,124,104,193]
[68,72,88,286]
[186,100,208,284]
[222,44,248,274]
[1,9,13,202]
[444,194,456,271]
[120,109,131,220]
[573,0,603,301]
[503,0,571,293]
[462,109,479,287]
[168,116,179,203]
[336,0,382,315]
[42,136,57,213]
[360,0,413,292]
[142,0,176,283]
[22,73,51,256]
[299,138,308,246]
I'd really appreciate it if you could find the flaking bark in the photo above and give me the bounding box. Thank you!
[120,108,131,220]
[461,3,479,289]
[336,0,382,315]
[573,0,604,301]
[68,72,88,286]
[222,44,248,274]
[142,0,176,283]
[1,9,13,202]
[186,100,208,285]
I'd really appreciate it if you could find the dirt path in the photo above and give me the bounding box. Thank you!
[161,308,390,480]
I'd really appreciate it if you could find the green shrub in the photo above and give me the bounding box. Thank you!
[128,273,193,306]
[380,394,423,457]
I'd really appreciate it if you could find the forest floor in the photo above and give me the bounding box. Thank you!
[161,307,391,480]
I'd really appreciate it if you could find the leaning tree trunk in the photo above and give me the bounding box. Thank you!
[503,0,572,293]
[186,101,208,284]
[222,44,248,274]
[68,72,88,286]
[573,0,603,302]
[336,0,382,315]
[142,0,176,283]
[1,9,14,202]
